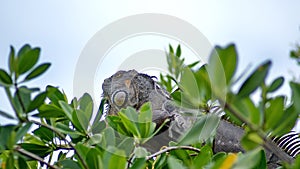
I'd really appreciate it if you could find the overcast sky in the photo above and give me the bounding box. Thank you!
[1,0,300,125]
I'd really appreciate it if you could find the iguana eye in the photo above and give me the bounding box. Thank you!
[112,90,128,107]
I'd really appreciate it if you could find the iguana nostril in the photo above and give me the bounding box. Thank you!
[112,90,128,107]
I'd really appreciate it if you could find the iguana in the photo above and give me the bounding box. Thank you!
[102,69,298,168]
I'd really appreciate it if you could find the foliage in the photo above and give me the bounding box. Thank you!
[0,43,299,169]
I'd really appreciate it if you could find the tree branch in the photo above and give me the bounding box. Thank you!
[14,146,60,169]
[146,146,200,160]
[223,101,294,164]
[29,120,89,169]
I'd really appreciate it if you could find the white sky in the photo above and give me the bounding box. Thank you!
[1,0,300,124]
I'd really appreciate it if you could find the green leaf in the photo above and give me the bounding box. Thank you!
[103,147,127,169]
[55,123,83,139]
[9,45,16,74]
[101,127,116,148]
[18,47,40,74]
[233,149,266,169]
[91,120,106,134]
[46,85,67,106]
[59,160,81,169]
[118,107,140,137]
[207,47,227,99]
[179,67,201,107]
[75,109,89,132]
[179,114,220,145]
[192,145,213,168]
[0,68,13,86]
[59,101,73,120]
[37,104,65,118]
[0,110,15,120]
[134,147,148,158]
[0,125,15,150]
[176,45,181,57]
[130,158,147,169]
[17,44,31,57]
[33,126,54,142]
[6,152,14,169]
[27,92,47,112]
[18,156,29,169]
[267,76,284,93]
[272,105,298,136]
[86,148,103,169]
[15,123,32,142]
[23,63,51,81]
[290,82,300,113]
[215,44,238,85]
[87,134,102,145]
[168,156,187,169]
[238,60,271,98]
[20,143,53,158]
[241,132,263,150]
[92,98,106,128]
[117,137,134,157]
[264,96,285,132]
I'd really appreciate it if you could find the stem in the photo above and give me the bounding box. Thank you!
[223,101,294,164]
[146,146,200,160]
[14,146,60,169]
[29,120,89,169]
[14,83,27,115]
[4,87,23,121]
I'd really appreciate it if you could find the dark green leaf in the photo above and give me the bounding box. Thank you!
[0,68,13,86]
[18,156,29,169]
[17,44,31,57]
[290,82,300,113]
[9,45,16,74]
[20,143,53,158]
[24,63,51,81]
[264,96,285,132]
[18,47,40,74]
[267,77,284,93]
[179,114,220,145]
[0,110,15,120]
[55,123,83,139]
[59,160,81,169]
[33,126,54,142]
[192,145,213,168]
[75,109,89,132]
[176,45,181,57]
[238,60,271,98]
[0,125,15,150]
[27,92,47,112]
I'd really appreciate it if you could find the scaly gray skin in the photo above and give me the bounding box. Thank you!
[102,69,287,168]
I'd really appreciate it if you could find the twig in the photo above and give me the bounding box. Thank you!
[146,146,200,160]
[15,146,60,169]
[29,120,89,169]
